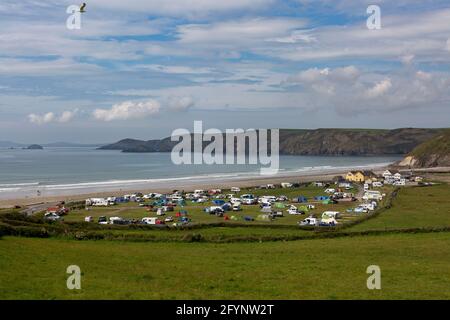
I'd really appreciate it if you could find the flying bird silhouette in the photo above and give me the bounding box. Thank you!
[80,3,86,13]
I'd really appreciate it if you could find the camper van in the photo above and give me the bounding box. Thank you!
[322,211,341,219]
[372,181,383,187]
[240,194,257,205]
[258,196,276,204]
[363,190,383,201]
[142,217,157,225]
[299,217,318,226]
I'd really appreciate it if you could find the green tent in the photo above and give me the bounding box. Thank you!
[298,205,309,212]
[256,214,272,221]
[322,199,334,205]
[274,202,286,209]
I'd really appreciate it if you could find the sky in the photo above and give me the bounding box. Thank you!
[0,0,450,143]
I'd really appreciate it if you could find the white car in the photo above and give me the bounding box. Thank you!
[84,216,93,222]
[44,212,61,221]
[299,217,318,226]
[232,204,242,211]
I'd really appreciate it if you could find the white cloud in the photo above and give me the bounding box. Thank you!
[177,18,306,45]
[284,65,450,115]
[93,100,160,121]
[365,79,392,98]
[28,112,55,125]
[28,110,78,125]
[166,96,195,111]
[58,110,77,123]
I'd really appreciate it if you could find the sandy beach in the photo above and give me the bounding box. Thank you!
[2,166,449,209]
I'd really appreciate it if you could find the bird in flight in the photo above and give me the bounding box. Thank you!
[80,3,87,13]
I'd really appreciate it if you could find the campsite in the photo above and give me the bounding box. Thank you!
[0,170,449,299]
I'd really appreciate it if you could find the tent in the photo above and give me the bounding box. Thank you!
[221,203,232,211]
[260,206,272,213]
[298,205,309,212]
[244,216,254,221]
[256,214,272,221]
[274,202,286,209]
[322,199,334,205]
[314,195,330,201]
[296,196,308,203]
[212,199,225,205]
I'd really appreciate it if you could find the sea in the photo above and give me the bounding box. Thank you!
[0,147,402,200]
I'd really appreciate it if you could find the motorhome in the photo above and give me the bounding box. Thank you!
[142,217,157,225]
[322,211,341,219]
[258,196,276,204]
[240,194,257,205]
[363,190,383,201]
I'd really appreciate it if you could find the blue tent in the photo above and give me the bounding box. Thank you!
[314,195,330,201]
[212,199,225,205]
[221,203,232,211]
[296,196,308,203]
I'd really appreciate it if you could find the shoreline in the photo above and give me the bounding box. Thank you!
[1,166,449,208]
[0,166,381,207]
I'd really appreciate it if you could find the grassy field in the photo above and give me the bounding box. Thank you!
[349,184,450,231]
[0,233,449,300]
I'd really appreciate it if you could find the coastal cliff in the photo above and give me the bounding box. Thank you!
[99,128,442,156]
[397,129,450,168]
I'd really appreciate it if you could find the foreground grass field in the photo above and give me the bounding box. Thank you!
[0,233,449,300]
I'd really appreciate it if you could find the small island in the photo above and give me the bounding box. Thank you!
[24,144,44,150]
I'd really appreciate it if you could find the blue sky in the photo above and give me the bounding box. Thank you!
[0,0,450,143]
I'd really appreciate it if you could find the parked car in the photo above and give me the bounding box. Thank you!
[98,216,108,224]
[299,217,318,226]
[44,212,62,221]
